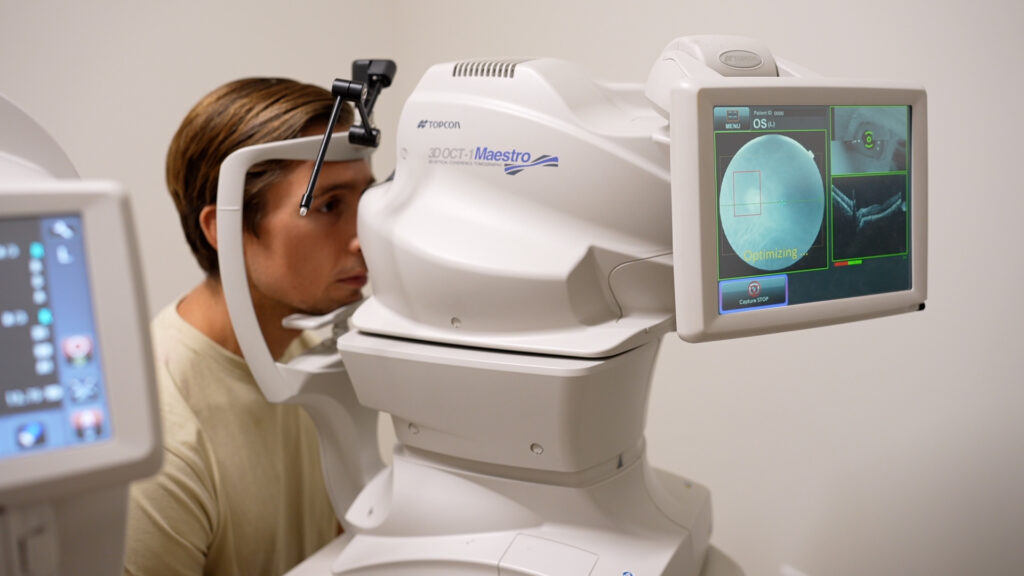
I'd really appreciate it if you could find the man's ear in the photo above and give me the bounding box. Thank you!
[199,205,218,251]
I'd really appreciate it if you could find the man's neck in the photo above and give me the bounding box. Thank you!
[177,277,299,360]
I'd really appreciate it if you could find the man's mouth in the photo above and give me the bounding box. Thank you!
[338,273,368,288]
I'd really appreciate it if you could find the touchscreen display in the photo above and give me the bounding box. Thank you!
[0,214,112,458]
[713,105,911,314]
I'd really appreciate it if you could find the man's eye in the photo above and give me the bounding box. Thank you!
[317,198,339,214]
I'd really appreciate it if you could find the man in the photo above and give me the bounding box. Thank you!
[124,78,373,576]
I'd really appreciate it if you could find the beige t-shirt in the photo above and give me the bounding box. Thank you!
[124,303,337,576]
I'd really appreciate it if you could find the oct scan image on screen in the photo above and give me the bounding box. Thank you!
[0,214,112,459]
[713,105,911,315]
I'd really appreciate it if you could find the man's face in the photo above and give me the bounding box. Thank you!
[243,158,374,318]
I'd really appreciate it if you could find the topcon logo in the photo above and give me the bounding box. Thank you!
[417,119,461,129]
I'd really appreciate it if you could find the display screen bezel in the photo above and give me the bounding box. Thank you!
[671,80,928,342]
[0,182,160,505]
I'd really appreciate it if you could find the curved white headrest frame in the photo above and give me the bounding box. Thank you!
[216,134,372,402]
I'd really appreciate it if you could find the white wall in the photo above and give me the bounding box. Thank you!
[3,1,1023,575]
[0,0,399,310]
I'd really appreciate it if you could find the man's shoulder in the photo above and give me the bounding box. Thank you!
[150,301,224,366]
[149,347,210,462]
[149,301,197,367]
[149,301,257,404]
[144,306,237,512]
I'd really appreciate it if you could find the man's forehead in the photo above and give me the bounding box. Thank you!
[323,157,371,171]
[317,158,374,185]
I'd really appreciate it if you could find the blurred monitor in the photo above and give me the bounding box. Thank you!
[0,181,160,576]
[0,182,159,505]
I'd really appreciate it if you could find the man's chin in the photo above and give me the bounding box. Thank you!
[298,294,364,317]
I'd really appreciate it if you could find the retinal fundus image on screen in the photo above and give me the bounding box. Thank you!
[717,130,828,279]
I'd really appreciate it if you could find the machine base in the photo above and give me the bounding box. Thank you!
[287,446,740,575]
[290,538,744,576]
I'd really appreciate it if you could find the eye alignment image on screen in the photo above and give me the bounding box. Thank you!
[713,104,913,315]
[830,106,910,262]
[0,215,111,460]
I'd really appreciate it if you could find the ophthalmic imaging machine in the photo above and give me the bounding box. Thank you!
[0,33,926,575]
[213,35,927,576]
[0,97,161,574]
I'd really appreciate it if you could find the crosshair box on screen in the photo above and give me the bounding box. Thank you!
[732,170,762,217]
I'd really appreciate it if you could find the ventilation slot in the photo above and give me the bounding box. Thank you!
[452,59,529,78]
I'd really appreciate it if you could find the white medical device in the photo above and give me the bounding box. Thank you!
[651,37,928,341]
[0,96,161,576]
[216,35,926,575]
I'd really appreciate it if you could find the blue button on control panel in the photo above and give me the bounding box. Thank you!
[719,275,788,314]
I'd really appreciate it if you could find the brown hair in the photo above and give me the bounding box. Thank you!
[166,77,353,276]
